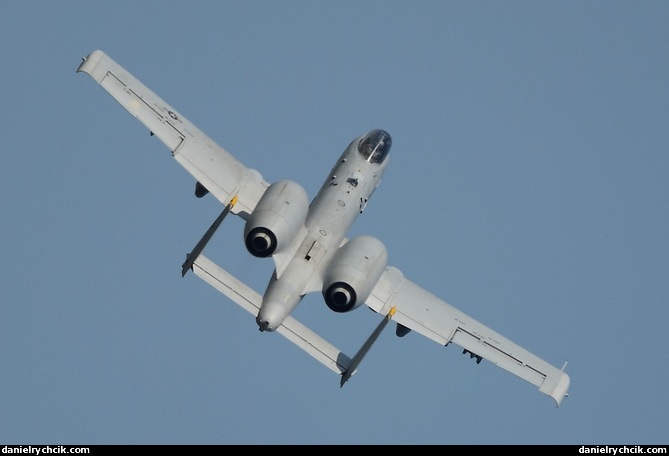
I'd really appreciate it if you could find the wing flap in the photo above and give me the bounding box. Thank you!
[77,50,267,218]
[367,267,570,406]
[192,254,352,374]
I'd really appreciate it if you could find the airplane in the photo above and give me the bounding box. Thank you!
[77,50,570,406]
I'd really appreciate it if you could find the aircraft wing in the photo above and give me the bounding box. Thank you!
[366,266,570,406]
[77,50,267,218]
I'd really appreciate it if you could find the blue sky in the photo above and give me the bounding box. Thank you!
[2,1,668,445]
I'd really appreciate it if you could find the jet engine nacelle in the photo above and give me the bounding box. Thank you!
[244,180,309,258]
[322,235,388,312]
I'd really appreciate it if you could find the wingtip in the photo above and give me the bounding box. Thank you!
[551,372,571,407]
[76,50,106,77]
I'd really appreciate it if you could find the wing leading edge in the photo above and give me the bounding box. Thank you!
[367,266,570,406]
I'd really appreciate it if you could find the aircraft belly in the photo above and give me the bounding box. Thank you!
[260,252,319,329]
[307,183,366,237]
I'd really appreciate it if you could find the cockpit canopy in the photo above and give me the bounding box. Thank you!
[358,129,391,164]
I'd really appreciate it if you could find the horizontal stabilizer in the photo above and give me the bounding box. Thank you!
[192,255,352,374]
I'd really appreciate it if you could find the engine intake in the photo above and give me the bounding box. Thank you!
[322,235,388,312]
[244,180,309,257]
